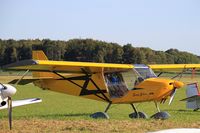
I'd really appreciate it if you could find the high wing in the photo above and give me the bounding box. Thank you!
[0,98,42,110]
[4,60,200,76]
[2,59,133,74]
[149,64,200,72]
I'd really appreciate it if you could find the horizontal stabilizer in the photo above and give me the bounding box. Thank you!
[0,98,42,110]
[8,77,55,85]
[180,95,200,102]
[9,79,39,85]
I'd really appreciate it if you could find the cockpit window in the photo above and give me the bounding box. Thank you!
[104,69,137,98]
[134,64,157,79]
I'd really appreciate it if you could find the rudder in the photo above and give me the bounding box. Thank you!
[32,51,56,78]
[32,50,49,60]
[186,83,200,109]
[186,83,199,97]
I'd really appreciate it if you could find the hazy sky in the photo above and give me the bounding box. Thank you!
[0,0,200,55]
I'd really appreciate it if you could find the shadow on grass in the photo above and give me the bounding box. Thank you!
[178,109,199,112]
[164,109,200,112]
[0,113,92,120]
[15,113,92,119]
[162,109,200,116]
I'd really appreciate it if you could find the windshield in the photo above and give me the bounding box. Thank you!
[134,64,157,79]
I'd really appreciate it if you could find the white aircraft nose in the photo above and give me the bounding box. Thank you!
[2,84,17,98]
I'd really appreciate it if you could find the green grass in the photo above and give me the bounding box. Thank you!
[1,75,200,132]
[1,71,200,132]
[0,83,199,123]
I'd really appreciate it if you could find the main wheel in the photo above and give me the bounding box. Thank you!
[90,112,109,119]
[129,111,148,119]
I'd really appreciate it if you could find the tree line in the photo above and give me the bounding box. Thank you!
[0,38,199,66]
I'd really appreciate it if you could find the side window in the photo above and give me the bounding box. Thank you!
[105,73,128,98]
[105,69,138,98]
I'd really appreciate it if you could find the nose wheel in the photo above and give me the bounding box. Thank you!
[150,102,170,120]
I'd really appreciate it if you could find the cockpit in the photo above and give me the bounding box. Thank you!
[134,64,157,80]
[104,64,157,99]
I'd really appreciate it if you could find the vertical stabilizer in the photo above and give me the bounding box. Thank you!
[32,51,56,78]
[32,50,48,60]
[186,83,199,109]
[186,83,199,97]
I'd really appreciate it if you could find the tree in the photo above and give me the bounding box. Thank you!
[3,45,17,65]
[0,38,200,66]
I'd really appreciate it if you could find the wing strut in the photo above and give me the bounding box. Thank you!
[157,72,163,77]
[15,70,29,85]
[90,79,110,102]
[171,65,188,80]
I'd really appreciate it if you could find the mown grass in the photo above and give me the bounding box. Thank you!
[1,84,198,122]
[0,74,200,132]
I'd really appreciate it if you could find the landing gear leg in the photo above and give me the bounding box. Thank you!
[150,102,170,120]
[129,104,148,119]
[104,102,112,113]
[90,103,111,119]
[155,102,160,112]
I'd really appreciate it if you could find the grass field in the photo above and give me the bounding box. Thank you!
[0,75,200,132]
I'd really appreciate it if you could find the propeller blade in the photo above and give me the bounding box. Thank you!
[7,96,12,130]
[169,89,177,105]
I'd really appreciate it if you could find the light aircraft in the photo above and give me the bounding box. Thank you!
[3,51,200,120]
[0,83,42,129]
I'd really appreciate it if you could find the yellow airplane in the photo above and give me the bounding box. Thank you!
[3,51,200,120]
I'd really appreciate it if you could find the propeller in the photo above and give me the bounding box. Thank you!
[7,96,12,130]
[168,80,184,105]
[169,87,177,105]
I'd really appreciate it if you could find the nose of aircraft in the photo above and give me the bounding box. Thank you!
[2,84,17,97]
[173,81,184,88]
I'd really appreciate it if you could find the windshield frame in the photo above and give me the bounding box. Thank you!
[134,64,157,80]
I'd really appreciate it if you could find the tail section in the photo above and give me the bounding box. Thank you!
[184,83,200,110]
[186,83,199,97]
[32,50,49,60]
[32,51,56,78]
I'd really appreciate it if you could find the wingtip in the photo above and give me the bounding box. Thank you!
[31,98,42,102]
[2,59,37,70]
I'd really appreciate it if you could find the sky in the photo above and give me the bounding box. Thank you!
[0,0,200,55]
